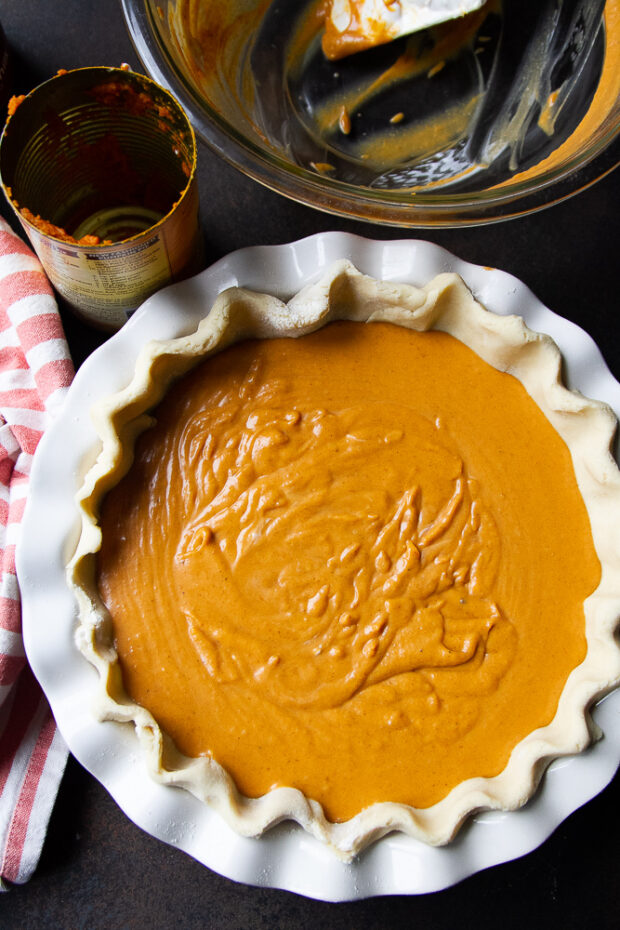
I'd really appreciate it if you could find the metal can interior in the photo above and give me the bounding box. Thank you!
[0,66,201,330]
[1,66,195,243]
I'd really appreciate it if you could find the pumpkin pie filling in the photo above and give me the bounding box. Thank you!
[96,320,598,822]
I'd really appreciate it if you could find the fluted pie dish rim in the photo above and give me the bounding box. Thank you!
[18,233,620,898]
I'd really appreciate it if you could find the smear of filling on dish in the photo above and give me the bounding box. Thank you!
[321,0,489,60]
[97,321,598,821]
[166,0,619,192]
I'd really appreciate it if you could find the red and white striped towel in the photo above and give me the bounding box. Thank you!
[0,216,73,888]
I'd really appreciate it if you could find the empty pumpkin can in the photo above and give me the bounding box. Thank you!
[0,66,202,331]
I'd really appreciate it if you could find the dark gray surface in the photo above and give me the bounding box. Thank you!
[1,1,619,926]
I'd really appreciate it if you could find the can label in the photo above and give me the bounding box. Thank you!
[30,232,172,328]
[21,178,200,329]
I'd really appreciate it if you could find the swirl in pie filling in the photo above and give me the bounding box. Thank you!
[97,320,598,820]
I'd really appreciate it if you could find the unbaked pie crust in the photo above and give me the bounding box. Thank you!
[68,260,620,860]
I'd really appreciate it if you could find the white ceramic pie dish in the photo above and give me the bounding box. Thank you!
[18,233,620,900]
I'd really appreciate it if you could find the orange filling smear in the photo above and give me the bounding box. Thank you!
[322,0,395,60]
[17,207,111,246]
[322,0,491,60]
[504,2,620,187]
[7,95,26,117]
[97,321,598,821]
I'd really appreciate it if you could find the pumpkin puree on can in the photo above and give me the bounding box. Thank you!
[96,319,598,822]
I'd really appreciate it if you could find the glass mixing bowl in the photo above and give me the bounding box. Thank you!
[121,0,620,227]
